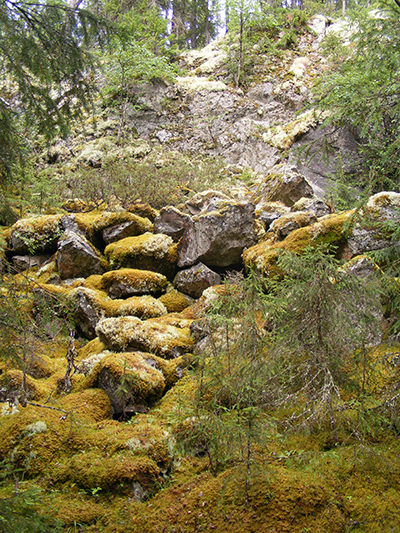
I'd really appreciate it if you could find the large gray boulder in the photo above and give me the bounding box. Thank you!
[57,230,105,280]
[174,263,221,298]
[177,201,257,268]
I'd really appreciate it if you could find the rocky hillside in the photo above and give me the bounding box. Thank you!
[1,14,400,533]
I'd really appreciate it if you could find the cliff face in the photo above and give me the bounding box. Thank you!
[38,13,359,211]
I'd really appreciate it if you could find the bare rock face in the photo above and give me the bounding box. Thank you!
[71,288,102,339]
[102,220,152,245]
[183,190,232,215]
[174,262,221,299]
[12,254,51,272]
[57,230,106,280]
[346,192,400,257]
[154,207,191,241]
[177,201,257,268]
[254,167,314,207]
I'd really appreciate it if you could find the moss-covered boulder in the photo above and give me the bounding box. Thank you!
[104,233,177,276]
[100,268,168,298]
[70,287,168,339]
[243,211,352,276]
[96,316,194,358]
[87,352,166,416]
[10,215,62,254]
[54,451,161,495]
[59,388,112,422]
[270,211,317,240]
[159,289,192,313]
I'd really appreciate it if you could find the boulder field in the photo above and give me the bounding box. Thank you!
[1,177,400,530]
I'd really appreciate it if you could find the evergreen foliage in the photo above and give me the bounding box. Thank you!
[175,272,272,500]
[0,0,105,180]
[268,246,381,441]
[314,1,400,191]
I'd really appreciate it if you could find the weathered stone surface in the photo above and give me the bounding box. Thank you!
[10,215,62,254]
[346,192,400,257]
[270,211,317,240]
[12,254,51,272]
[104,233,177,276]
[253,167,314,207]
[71,288,102,339]
[184,190,231,216]
[291,124,361,198]
[96,316,194,358]
[100,268,168,298]
[255,201,290,231]
[243,211,352,277]
[154,207,191,241]
[178,201,257,268]
[102,220,152,245]
[291,197,332,218]
[57,230,106,280]
[174,263,221,299]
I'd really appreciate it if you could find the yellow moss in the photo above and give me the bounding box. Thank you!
[82,274,104,290]
[92,211,153,234]
[45,493,107,527]
[100,268,168,295]
[78,338,106,360]
[54,451,161,492]
[96,316,194,358]
[104,234,176,273]
[101,295,167,319]
[0,369,52,402]
[159,290,191,313]
[11,215,62,236]
[243,211,352,276]
[59,388,112,422]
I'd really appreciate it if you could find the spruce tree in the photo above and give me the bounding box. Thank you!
[0,0,105,180]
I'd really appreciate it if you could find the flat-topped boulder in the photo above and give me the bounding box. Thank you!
[10,215,62,254]
[96,316,194,358]
[99,268,168,298]
[104,233,177,277]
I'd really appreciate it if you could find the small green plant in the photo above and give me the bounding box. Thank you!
[175,271,272,503]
